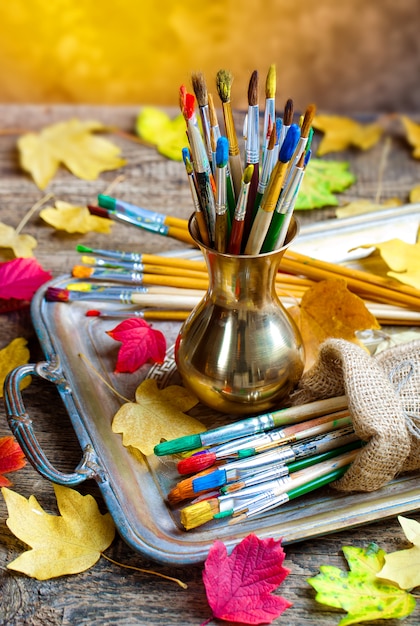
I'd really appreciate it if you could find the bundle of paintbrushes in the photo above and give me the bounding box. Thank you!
[180,66,315,254]
[153,394,363,529]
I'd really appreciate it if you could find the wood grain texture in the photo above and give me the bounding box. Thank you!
[0,105,419,625]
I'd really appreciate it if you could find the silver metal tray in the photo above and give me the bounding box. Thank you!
[4,275,420,565]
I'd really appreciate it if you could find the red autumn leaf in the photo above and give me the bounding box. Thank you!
[0,258,52,300]
[0,436,26,487]
[202,533,292,625]
[106,318,166,373]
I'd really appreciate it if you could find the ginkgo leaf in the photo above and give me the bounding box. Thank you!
[294,159,356,210]
[0,222,37,257]
[308,542,416,625]
[40,200,113,234]
[203,534,292,625]
[112,378,204,456]
[377,516,420,590]
[0,437,26,487]
[400,115,420,159]
[0,337,31,398]
[288,278,380,370]
[106,318,166,373]
[335,198,402,219]
[355,239,420,290]
[135,107,186,161]
[0,258,52,299]
[2,484,115,580]
[312,115,384,156]
[17,118,126,189]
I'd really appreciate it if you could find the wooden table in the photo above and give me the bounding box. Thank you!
[0,105,419,625]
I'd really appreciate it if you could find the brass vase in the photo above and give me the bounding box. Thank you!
[175,216,305,415]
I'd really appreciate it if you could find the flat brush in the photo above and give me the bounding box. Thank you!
[71,265,209,290]
[45,286,201,309]
[154,394,348,457]
[97,194,189,230]
[216,69,243,198]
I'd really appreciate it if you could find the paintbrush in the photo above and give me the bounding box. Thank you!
[71,265,209,290]
[87,205,194,246]
[76,244,202,262]
[208,92,236,218]
[216,69,243,199]
[86,308,190,321]
[154,394,348,457]
[244,123,300,254]
[214,135,230,252]
[283,103,316,187]
[262,63,276,167]
[65,282,204,296]
[191,71,212,164]
[182,147,211,247]
[79,255,207,278]
[253,119,277,214]
[169,428,358,502]
[97,194,189,230]
[243,70,260,239]
[45,286,202,308]
[278,98,294,151]
[227,164,254,254]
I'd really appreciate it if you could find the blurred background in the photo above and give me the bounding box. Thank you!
[0,0,419,113]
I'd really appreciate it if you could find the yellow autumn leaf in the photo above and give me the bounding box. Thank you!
[17,118,126,189]
[377,516,420,590]
[2,484,115,580]
[335,198,402,219]
[409,184,420,205]
[356,239,420,290]
[0,222,37,257]
[288,278,380,370]
[112,378,204,456]
[312,115,384,156]
[40,200,113,234]
[401,115,420,159]
[0,337,31,398]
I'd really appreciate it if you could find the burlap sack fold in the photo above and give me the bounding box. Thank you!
[290,338,420,492]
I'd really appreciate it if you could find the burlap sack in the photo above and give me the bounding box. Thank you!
[290,338,420,492]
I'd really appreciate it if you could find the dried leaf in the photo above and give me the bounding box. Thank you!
[106,318,166,373]
[355,239,420,290]
[0,437,26,487]
[40,200,113,234]
[409,184,420,204]
[335,198,402,219]
[308,542,416,625]
[377,516,420,590]
[203,534,292,625]
[312,115,384,156]
[17,118,126,189]
[0,337,31,398]
[2,484,115,580]
[401,115,420,159]
[294,159,356,210]
[112,378,203,456]
[0,258,52,299]
[288,278,380,370]
[135,107,186,161]
[0,222,37,257]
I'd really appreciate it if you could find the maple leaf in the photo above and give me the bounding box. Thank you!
[377,516,420,590]
[288,278,380,370]
[2,484,115,580]
[135,107,186,161]
[307,542,416,625]
[294,159,356,209]
[0,222,37,257]
[312,115,384,156]
[112,378,203,456]
[0,437,26,487]
[0,337,31,398]
[0,258,52,300]
[106,318,166,373]
[40,200,113,234]
[355,239,420,290]
[400,114,420,159]
[202,534,292,625]
[17,118,126,189]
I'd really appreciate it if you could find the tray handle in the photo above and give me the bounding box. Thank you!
[4,361,104,486]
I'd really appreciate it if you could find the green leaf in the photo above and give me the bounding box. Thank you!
[135,107,186,161]
[295,159,356,210]
[307,543,416,625]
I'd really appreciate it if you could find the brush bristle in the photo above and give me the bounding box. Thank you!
[208,93,218,126]
[243,163,254,184]
[176,451,216,475]
[180,499,218,530]
[192,468,226,492]
[154,433,202,457]
[216,69,233,103]
[87,205,110,218]
[216,136,229,168]
[283,98,294,126]
[184,93,195,121]
[76,244,92,253]
[191,71,208,107]
[248,70,259,107]
[179,84,187,116]
[266,63,276,99]
[45,287,71,302]
[279,123,300,162]
[72,266,94,279]
[300,103,317,138]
